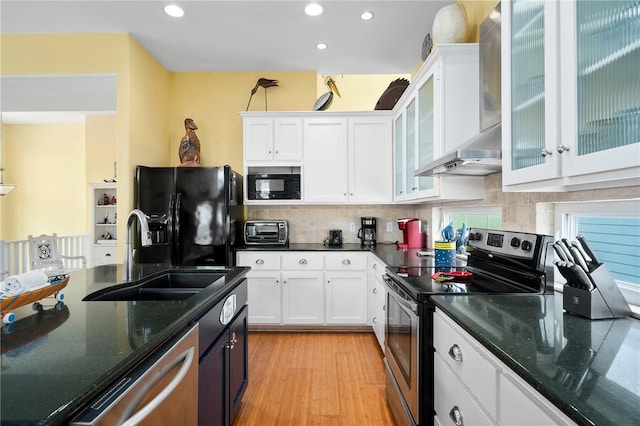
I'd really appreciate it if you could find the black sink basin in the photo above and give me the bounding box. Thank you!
[84,271,229,301]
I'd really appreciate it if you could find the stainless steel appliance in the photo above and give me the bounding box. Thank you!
[383,228,555,426]
[246,172,301,200]
[135,165,243,266]
[71,324,199,425]
[416,3,502,177]
[244,220,289,246]
[357,217,377,247]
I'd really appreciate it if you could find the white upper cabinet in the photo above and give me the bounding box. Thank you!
[242,114,303,163]
[394,43,485,202]
[502,0,640,191]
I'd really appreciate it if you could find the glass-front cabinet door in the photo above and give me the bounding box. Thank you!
[394,113,405,199]
[416,74,436,194]
[560,0,640,178]
[405,99,418,196]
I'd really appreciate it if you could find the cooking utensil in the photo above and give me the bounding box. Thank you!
[569,245,590,274]
[555,240,574,263]
[553,242,568,261]
[570,240,592,265]
[569,263,595,291]
[554,260,573,283]
[442,222,455,241]
[560,239,576,263]
[576,235,601,266]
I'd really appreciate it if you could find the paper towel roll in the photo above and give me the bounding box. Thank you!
[1,270,49,296]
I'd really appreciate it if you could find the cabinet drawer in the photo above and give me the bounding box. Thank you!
[434,310,498,418]
[325,252,367,270]
[236,251,281,270]
[434,353,496,425]
[281,252,324,270]
[94,245,116,265]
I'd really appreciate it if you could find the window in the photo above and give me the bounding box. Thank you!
[441,206,502,231]
[555,199,640,311]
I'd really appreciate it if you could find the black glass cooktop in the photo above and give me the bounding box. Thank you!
[386,266,543,302]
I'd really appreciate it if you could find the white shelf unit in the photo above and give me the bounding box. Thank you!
[90,182,117,266]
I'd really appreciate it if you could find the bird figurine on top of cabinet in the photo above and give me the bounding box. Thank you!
[313,76,341,111]
[246,78,279,111]
[178,118,201,167]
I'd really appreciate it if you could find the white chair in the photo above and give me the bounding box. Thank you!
[28,233,87,276]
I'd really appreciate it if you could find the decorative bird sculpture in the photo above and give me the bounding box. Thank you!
[313,77,341,111]
[178,118,201,167]
[246,78,279,111]
[374,78,410,110]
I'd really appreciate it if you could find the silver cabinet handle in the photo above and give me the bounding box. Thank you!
[373,263,377,270]
[540,148,553,157]
[299,259,307,265]
[342,259,351,265]
[449,405,464,426]
[120,346,195,426]
[373,287,378,294]
[556,144,570,154]
[255,259,264,265]
[372,317,378,323]
[227,331,237,350]
[448,344,463,362]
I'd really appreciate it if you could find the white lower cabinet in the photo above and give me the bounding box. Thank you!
[325,271,367,324]
[282,270,325,324]
[368,257,387,351]
[237,251,282,324]
[434,308,575,426]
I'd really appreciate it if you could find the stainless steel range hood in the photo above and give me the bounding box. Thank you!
[417,3,502,178]
[415,122,502,176]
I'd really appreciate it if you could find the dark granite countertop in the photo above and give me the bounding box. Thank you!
[0,264,249,425]
[431,294,640,426]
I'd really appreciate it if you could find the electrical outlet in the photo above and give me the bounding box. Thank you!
[349,222,356,233]
[387,222,393,232]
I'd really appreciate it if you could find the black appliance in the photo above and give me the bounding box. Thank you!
[357,217,377,247]
[135,165,243,266]
[326,229,343,247]
[383,228,555,426]
[246,172,300,200]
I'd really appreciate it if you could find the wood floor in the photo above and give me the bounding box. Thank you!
[234,332,395,426]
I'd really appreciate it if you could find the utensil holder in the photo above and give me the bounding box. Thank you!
[563,263,631,320]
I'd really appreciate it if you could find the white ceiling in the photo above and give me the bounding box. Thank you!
[0,0,453,123]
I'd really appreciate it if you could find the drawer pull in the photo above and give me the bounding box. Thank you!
[299,259,308,265]
[373,263,377,270]
[255,259,264,265]
[105,253,111,257]
[372,288,378,294]
[449,406,464,426]
[372,317,377,323]
[342,259,351,265]
[448,344,463,362]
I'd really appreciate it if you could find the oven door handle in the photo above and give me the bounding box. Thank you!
[382,275,418,314]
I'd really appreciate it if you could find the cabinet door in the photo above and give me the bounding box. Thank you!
[274,118,303,161]
[348,118,392,203]
[228,307,248,425]
[416,74,436,194]
[199,332,228,426]
[281,271,325,324]
[393,112,406,198]
[244,117,274,161]
[502,0,562,186]
[303,118,348,203]
[246,271,281,324]
[325,271,368,324]
[560,0,640,178]
[405,98,418,197]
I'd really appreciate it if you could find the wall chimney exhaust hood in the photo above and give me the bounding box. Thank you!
[415,122,502,176]
[417,3,502,178]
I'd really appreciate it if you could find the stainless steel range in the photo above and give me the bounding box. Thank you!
[382,228,555,426]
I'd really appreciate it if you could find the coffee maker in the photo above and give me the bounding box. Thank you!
[357,217,377,247]
[396,217,426,249]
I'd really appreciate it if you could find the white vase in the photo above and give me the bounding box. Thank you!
[432,3,469,45]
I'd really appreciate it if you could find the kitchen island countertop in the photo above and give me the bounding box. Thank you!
[431,294,640,426]
[0,264,249,425]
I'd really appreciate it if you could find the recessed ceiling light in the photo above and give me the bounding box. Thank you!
[305,3,324,16]
[164,4,185,18]
[316,43,328,50]
[360,11,374,21]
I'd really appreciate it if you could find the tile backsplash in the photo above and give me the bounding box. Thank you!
[247,173,640,245]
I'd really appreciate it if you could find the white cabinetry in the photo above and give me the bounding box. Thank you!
[90,183,117,266]
[237,251,281,324]
[393,44,485,202]
[242,114,303,163]
[324,252,368,324]
[368,256,387,351]
[281,252,325,324]
[303,114,392,204]
[502,0,640,191]
[434,309,575,425]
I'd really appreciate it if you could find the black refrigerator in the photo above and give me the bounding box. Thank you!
[135,165,243,266]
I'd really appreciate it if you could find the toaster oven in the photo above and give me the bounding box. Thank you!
[244,220,289,245]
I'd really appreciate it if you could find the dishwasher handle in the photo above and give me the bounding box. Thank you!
[119,345,196,426]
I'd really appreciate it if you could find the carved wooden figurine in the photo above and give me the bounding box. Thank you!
[179,118,201,166]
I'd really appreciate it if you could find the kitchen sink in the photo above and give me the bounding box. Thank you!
[83,271,228,302]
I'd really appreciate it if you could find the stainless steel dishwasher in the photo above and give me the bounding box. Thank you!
[71,324,199,426]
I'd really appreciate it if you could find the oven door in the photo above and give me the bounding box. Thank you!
[383,275,420,425]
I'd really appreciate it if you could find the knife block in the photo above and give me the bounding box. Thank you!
[563,263,631,320]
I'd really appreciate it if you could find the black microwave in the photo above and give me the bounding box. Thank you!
[247,173,301,200]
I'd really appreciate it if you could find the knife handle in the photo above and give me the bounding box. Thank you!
[576,235,601,265]
[553,243,568,261]
[570,245,590,274]
[560,239,576,263]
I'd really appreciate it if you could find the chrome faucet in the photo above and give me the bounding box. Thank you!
[124,209,153,280]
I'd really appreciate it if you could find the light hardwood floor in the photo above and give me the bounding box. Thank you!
[234,332,395,426]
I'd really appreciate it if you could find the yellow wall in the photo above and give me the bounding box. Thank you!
[458,0,500,42]
[86,115,117,183]
[3,123,86,239]
[315,74,411,112]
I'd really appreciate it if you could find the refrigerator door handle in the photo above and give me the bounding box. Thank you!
[174,192,182,248]
[168,193,176,263]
